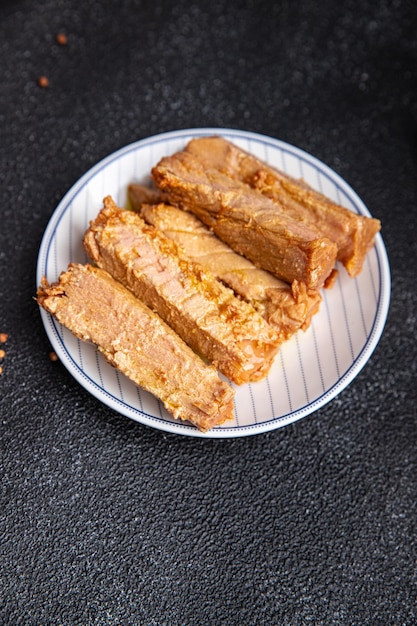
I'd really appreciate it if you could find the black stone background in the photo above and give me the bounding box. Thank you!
[1,1,416,624]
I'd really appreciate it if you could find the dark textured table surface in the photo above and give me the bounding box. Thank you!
[1,1,416,624]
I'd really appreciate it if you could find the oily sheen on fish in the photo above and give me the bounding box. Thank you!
[151,150,338,289]
[184,136,381,278]
[137,199,322,343]
[83,196,281,385]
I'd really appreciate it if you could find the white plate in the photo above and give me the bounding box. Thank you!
[36,128,390,438]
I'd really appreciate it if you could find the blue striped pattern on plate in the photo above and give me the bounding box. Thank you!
[36,128,390,438]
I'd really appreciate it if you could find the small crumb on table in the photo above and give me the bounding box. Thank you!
[37,76,49,88]
[56,33,68,45]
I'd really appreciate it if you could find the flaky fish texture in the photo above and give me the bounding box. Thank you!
[37,263,235,432]
[185,136,381,278]
[151,149,338,290]
[83,196,281,385]
[137,199,321,343]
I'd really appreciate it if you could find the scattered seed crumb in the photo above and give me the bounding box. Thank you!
[49,351,59,362]
[56,32,68,45]
[37,76,49,88]
[0,333,8,343]
[0,349,5,359]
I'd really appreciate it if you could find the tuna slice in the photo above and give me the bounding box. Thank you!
[37,263,235,432]
[184,136,381,278]
[151,149,338,290]
[137,199,322,343]
[83,196,281,385]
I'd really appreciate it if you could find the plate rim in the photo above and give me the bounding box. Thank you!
[36,127,391,438]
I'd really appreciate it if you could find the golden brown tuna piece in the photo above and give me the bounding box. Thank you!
[36,264,235,432]
[151,150,338,289]
[139,202,321,342]
[185,136,381,278]
[83,197,280,385]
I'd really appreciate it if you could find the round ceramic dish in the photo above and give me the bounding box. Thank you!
[36,128,391,438]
